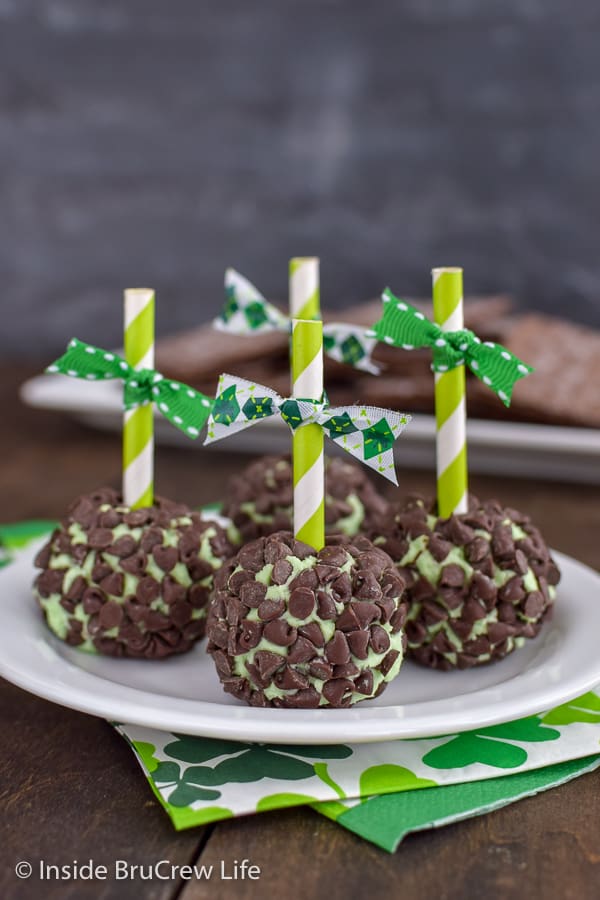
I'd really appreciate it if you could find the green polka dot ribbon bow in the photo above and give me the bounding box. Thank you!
[367,289,534,406]
[47,338,214,438]
[204,373,411,484]
[215,269,381,375]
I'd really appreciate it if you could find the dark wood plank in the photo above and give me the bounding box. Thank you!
[0,683,206,900]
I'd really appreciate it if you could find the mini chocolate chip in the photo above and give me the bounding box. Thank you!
[498,602,517,624]
[317,591,337,620]
[462,598,487,622]
[108,534,138,559]
[135,576,160,604]
[406,620,428,645]
[451,618,473,641]
[225,598,246,628]
[274,666,310,691]
[470,572,497,605]
[499,576,525,603]
[144,609,172,632]
[309,658,333,680]
[325,630,350,665]
[336,605,361,632]
[161,576,186,605]
[546,562,561,587]
[59,597,75,613]
[354,571,383,602]
[317,546,348,567]
[291,539,315,560]
[370,624,391,654]
[354,670,374,695]
[464,635,491,656]
[237,620,263,651]
[421,600,448,626]
[81,586,106,614]
[439,564,465,588]
[523,591,545,620]
[410,577,437,602]
[211,648,233,676]
[239,580,267,608]
[264,538,291,564]
[264,619,297,646]
[488,622,517,643]
[98,600,123,630]
[34,542,52,569]
[119,551,148,576]
[90,559,111,581]
[153,545,179,573]
[397,510,430,537]
[378,648,400,676]
[351,601,381,629]
[444,516,475,546]
[69,497,97,528]
[96,572,123,598]
[258,598,285,621]
[65,575,86,601]
[428,534,454,562]
[513,549,529,575]
[98,509,121,529]
[390,605,407,633]
[330,572,351,604]
[322,679,354,707]
[254,649,285,680]
[287,635,318,663]
[238,541,266,572]
[491,523,514,559]
[170,600,193,628]
[298,622,325,647]
[315,564,340,584]
[346,629,370,659]
[290,568,319,592]
[228,569,254,593]
[88,528,115,550]
[272,559,293,585]
[465,537,490,564]
[284,687,320,708]
[431,631,455,655]
[140,528,163,552]
[124,508,153,527]
[288,587,315,620]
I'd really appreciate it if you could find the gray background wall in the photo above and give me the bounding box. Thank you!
[2,0,600,357]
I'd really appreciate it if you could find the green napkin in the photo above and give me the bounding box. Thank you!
[7,520,600,851]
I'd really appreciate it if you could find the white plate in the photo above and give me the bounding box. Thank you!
[20,373,600,483]
[2,540,600,744]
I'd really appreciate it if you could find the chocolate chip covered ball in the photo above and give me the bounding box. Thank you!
[33,487,235,659]
[373,495,560,670]
[223,454,390,544]
[206,531,408,708]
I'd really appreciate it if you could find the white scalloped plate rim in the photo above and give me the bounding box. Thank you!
[1,539,599,744]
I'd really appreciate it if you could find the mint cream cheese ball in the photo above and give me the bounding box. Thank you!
[222,454,390,544]
[206,531,408,708]
[33,488,235,658]
[373,495,560,671]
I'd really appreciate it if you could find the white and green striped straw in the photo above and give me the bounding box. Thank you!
[290,257,324,550]
[123,288,155,509]
[289,256,320,320]
[432,268,468,517]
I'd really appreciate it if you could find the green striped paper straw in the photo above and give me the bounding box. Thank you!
[291,318,325,550]
[289,257,320,319]
[432,268,468,517]
[123,288,155,509]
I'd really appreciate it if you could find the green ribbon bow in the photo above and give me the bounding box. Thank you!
[47,338,214,438]
[366,289,534,406]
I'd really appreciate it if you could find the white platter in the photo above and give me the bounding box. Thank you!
[1,540,599,744]
[20,373,600,483]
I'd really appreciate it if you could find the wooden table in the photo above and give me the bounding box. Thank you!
[2,364,600,900]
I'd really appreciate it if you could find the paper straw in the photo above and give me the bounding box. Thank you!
[291,318,325,550]
[123,288,155,509]
[289,257,320,319]
[432,268,468,517]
